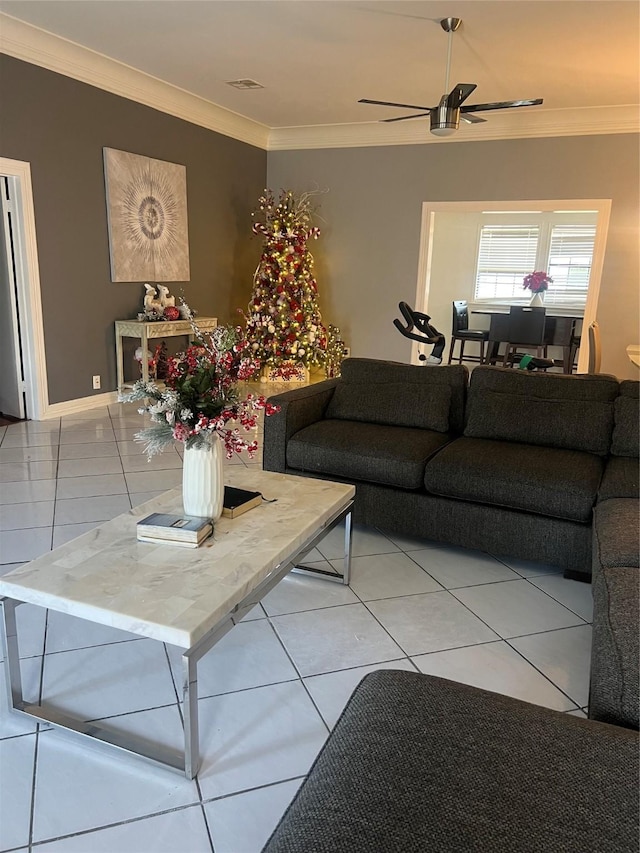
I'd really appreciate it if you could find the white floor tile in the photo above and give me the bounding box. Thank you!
[45,609,143,654]
[204,779,301,853]
[335,551,442,601]
[61,407,110,421]
[0,603,47,663]
[304,660,418,728]
[117,440,147,456]
[54,494,131,525]
[7,419,60,434]
[57,457,124,479]
[36,805,213,853]
[409,544,522,589]
[0,500,54,531]
[52,521,103,548]
[270,603,404,677]
[0,479,56,505]
[58,441,120,459]
[58,427,115,444]
[129,490,168,507]
[509,625,593,708]
[0,526,52,563]
[0,561,25,577]
[167,619,297,698]
[0,733,36,850]
[498,557,563,578]
[367,591,499,656]
[261,571,359,617]
[0,656,42,737]
[317,523,399,560]
[0,460,58,481]
[32,707,198,842]
[114,427,147,441]
[0,432,59,449]
[60,417,115,432]
[528,574,594,622]
[41,638,176,721]
[0,445,58,463]
[380,530,437,551]
[121,450,183,472]
[55,473,128,499]
[196,681,327,800]
[412,640,578,711]
[124,469,183,493]
[452,580,585,639]
[566,708,588,718]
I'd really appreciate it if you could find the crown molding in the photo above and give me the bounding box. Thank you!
[0,13,270,150]
[268,105,640,150]
[2,14,638,153]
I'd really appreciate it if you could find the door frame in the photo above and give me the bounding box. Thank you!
[0,158,48,420]
[415,198,612,374]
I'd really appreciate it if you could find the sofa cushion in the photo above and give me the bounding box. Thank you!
[598,456,640,502]
[264,670,640,853]
[590,565,639,730]
[325,358,467,433]
[287,420,452,489]
[611,381,640,458]
[592,498,640,569]
[464,367,618,455]
[424,436,604,522]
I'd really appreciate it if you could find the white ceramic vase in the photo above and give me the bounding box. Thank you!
[529,290,545,307]
[182,440,224,521]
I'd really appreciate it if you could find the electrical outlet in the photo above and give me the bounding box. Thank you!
[92,375,101,390]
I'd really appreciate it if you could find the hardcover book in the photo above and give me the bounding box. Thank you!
[136,513,213,545]
[222,486,263,519]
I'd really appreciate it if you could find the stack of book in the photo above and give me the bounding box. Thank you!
[136,513,213,548]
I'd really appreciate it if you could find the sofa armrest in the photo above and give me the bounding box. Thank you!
[263,379,339,472]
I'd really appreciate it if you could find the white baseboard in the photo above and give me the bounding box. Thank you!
[39,390,121,419]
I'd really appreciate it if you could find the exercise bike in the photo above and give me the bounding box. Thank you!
[393,302,446,365]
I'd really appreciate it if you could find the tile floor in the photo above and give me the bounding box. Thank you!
[0,401,594,853]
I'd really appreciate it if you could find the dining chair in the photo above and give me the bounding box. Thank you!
[502,306,552,368]
[447,300,489,365]
[588,321,602,373]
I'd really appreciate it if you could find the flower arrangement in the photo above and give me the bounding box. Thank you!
[523,271,553,293]
[120,303,279,458]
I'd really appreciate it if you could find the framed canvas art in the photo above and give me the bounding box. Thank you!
[103,148,190,282]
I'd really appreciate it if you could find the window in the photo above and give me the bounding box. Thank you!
[474,214,597,308]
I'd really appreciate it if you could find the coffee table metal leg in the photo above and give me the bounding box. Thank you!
[182,651,199,779]
[0,598,27,714]
[342,510,353,585]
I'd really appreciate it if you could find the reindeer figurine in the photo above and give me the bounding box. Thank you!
[157,285,176,308]
[143,283,163,314]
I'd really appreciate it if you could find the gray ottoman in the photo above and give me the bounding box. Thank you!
[263,671,639,853]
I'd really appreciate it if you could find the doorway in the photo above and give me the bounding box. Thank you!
[0,158,48,420]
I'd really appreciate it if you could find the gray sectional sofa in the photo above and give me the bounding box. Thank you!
[263,360,639,729]
[261,364,639,852]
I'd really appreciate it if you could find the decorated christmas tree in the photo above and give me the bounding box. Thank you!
[245,189,327,376]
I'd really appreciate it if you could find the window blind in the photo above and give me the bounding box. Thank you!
[474,225,539,301]
[544,225,596,307]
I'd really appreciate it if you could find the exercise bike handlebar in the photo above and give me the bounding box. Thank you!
[394,301,442,345]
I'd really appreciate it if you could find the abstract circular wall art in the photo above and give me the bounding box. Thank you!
[103,147,190,282]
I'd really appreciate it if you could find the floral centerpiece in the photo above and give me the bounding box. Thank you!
[120,303,279,520]
[523,271,553,293]
[121,304,278,458]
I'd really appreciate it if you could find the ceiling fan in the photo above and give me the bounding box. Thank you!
[359,17,543,137]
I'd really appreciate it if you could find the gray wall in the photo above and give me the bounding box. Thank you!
[268,135,639,380]
[0,55,267,404]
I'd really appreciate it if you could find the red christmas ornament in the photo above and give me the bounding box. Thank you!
[163,306,180,321]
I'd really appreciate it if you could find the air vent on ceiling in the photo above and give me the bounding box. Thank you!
[226,79,264,90]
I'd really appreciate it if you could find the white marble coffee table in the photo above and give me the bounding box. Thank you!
[0,468,354,779]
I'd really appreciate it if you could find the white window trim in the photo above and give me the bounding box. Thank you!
[416,199,611,374]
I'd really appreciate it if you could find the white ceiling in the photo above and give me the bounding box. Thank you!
[1,0,639,145]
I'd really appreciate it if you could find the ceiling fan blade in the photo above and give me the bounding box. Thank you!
[447,83,476,108]
[460,98,543,113]
[359,98,434,111]
[382,112,431,123]
[461,113,487,124]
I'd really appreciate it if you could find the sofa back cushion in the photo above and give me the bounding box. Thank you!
[325,359,467,433]
[464,367,618,455]
[611,380,639,458]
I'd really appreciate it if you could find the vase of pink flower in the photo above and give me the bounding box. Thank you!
[120,303,279,521]
[523,271,553,307]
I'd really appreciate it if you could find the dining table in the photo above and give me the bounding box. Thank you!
[472,308,583,374]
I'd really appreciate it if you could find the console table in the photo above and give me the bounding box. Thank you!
[115,317,217,391]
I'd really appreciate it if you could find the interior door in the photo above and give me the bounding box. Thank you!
[0,176,26,419]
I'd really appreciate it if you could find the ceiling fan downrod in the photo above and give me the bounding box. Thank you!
[432,17,463,136]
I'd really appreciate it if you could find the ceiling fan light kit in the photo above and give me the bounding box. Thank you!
[359,17,543,137]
